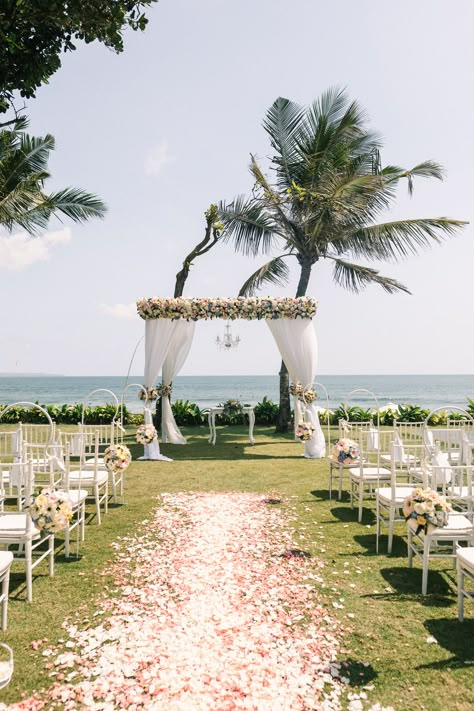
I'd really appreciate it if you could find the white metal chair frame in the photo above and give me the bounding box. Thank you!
[66,432,108,526]
[329,420,374,501]
[457,546,474,622]
[0,553,13,630]
[57,436,88,557]
[376,442,426,554]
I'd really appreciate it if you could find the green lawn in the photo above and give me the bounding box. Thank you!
[1,425,473,709]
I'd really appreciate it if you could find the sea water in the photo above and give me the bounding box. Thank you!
[0,374,472,413]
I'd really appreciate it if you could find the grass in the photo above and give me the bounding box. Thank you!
[1,424,473,709]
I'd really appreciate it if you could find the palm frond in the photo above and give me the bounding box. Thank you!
[218,196,276,256]
[331,257,411,294]
[263,97,305,188]
[44,188,107,222]
[3,134,55,189]
[238,255,291,296]
[334,217,467,261]
[382,161,445,195]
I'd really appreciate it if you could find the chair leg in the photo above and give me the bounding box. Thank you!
[65,522,70,559]
[358,485,363,523]
[328,468,333,500]
[375,496,380,553]
[458,562,464,622]
[104,483,108,515]
[407,527,413,568]
[81,502,86,541]
[48,535,55,577]
[422,538,430,595]
[338,467,343,500]
[95,485,101,526]
[25,540,33,603]
[1,569,10,631]
[388,508,395,555]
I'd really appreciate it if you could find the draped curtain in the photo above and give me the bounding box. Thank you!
[266,318,325,458]
[140,319,178,461]
[161,321,195,444]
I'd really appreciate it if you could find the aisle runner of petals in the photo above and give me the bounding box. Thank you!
[9,493,346,710]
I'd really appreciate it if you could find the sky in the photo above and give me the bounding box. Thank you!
[0,0,473,377]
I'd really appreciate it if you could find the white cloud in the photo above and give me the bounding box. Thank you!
[100,302,138,320]
[0,228,72,270]
[144,140,173,176]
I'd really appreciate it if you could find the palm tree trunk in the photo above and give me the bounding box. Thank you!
[275,258,314,433]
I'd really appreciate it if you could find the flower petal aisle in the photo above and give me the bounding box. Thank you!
[9,493,345,710]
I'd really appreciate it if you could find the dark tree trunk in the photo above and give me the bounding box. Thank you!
[275,257,314,433]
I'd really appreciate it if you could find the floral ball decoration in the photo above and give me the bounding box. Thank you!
[332,438,360,465]
[136,424,157,445]
[104,444,132,473]
[403,488,451,535]
[302,388,317,404]
[29,488,73,533]
[295,421,315,442]
[138,387,159,402]
[157,383,172,398]
[289,382,304,397]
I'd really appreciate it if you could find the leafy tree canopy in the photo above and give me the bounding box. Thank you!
[0,0,158,114]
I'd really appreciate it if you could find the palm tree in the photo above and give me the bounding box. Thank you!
[0,116,106,234]
[219,88,467,431]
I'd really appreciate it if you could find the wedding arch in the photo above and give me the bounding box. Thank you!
[136,296,325,460]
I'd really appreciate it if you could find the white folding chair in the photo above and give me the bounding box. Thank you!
[57,436,88,557]
[80,424,122,503]
[328,421,373,500]
[408,512,474,595]
[376,442,426,554]
[349,429,391,522]
[0,460,54,603]
[457,547,474,621]
[66,433,108,525]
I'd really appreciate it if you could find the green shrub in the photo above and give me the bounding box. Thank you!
[254,397,279,425]
[171,400,204,426]
[0,402,134,425]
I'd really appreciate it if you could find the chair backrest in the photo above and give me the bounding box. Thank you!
[19,423,56,446]
[338,420,373,439]
[79,424,114,460]
[394,421,425,443]
[61,431,101,486]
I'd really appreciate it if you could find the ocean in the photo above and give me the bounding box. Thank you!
[0,374,472,413]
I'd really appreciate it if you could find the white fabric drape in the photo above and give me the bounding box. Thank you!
[161,321,195,444]
[140,319,177,461]
[266,318,325,458]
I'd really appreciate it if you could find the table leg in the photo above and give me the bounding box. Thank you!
[212,412,218,445]
[248,410,255,445]
[208,410,213,444]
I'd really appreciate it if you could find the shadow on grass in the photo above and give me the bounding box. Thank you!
[416,618,474,668]
[377,566,455,607]
[309,489,352,504]
[336,658,378,686]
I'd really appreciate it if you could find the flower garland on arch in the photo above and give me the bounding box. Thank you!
[136,296,317,321]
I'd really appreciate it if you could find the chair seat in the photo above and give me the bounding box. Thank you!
[0,514,40,539]
[377,486,416,505]
[457,547,474,574]
[67,489,88,506]
[0,551,13,574]
[350,467,391,481]
[68,471,108,487]
[409,514,473,537]
[451,487,473,499]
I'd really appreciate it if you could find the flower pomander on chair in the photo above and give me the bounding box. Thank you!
[295,421,315,441]
[332,438,360,465]
[136,424,157,445]
[29,489,73,533]
[403,488,452,534]
[104,444,132,473]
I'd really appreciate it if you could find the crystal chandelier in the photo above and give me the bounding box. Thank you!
[216,321,240,351]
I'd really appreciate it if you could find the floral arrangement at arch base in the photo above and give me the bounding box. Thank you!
[332,438,360,465]
[157,383,172,398]
[29,488,73,533]
[403,488,452,534]
[295,421,315,441]
[136,424,157,445]
[104,444,132,473]
[138,387,159,402]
